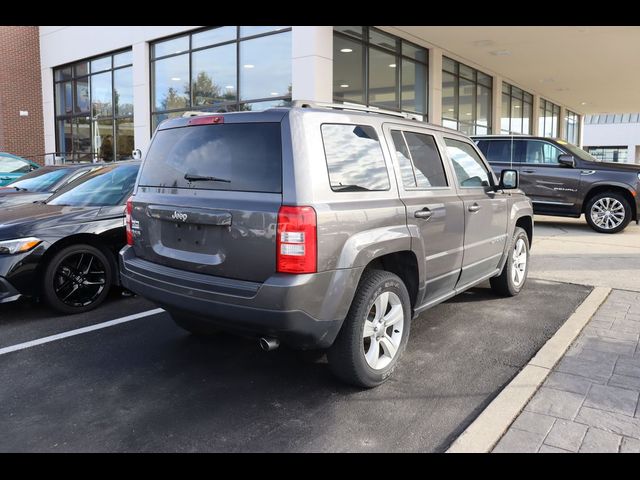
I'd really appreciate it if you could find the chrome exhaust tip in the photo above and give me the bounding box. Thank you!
[259,337,280,352]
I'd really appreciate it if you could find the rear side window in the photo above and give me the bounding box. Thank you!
[321,124,390,192]
[391,130,447,189]
[138,123,282,193]
[477,140,515,164]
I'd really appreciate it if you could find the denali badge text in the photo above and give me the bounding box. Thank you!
[171,211,188,222]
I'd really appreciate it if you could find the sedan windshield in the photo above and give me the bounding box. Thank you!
[47,164,139,207]
[6,168,73,192]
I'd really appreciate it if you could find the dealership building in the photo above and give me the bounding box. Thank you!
[1,26,638,164]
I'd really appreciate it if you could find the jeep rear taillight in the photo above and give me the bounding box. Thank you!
[125,196,134,246]
[276,206,317,274]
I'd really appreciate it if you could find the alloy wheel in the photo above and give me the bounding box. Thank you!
[362,291,404,370]
[53,252,107,308]
[590,197,626,230]
[511,238,527,287]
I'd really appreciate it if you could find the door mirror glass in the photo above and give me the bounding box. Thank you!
[132,148,142,160]
[499,169,518,189]
[558,154,575,168]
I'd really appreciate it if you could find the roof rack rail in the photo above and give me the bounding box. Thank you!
[292,100,420,121]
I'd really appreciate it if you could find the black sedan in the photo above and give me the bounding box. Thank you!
[0,161,140,314]
[0,163,100,207]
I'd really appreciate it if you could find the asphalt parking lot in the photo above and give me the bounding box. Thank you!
[0,278,590,452]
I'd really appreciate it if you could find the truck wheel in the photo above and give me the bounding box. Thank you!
[169,311,219,336]
[490,226,529,297]
[585,192,631,234]
[328,269,411,388]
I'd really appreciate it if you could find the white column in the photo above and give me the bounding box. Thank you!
[428,48,442,125]
[532,95,541,136]
[40,67,56,164]
[492,74,502,134]
[132,41,151,153]
[291,26,333,103]
[578,114,585,148]
[559,105,567,140]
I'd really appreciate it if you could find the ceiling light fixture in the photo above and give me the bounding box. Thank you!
[489,50,511,56]
[340,48,353,53]
[340,84,350,88]
[243,64,255,69]
[171,77,181,81]
[581,101,588,105]
[389,63,396,68]
[225,85,234,90]
[270,92,278,96]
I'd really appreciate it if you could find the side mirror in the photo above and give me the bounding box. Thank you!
[132,149,142,160]
[499,169,519,190]
[558,154,575,168]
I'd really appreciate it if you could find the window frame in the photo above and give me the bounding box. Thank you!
[441,57,493,135]
[53,48,133,163]
[149,26,293,134]
[501,82,533,135]
[320,122,392,193]
[387,128,449,191]
[442,136,496,190]
[538,98,561,138]
[332,26,429,119]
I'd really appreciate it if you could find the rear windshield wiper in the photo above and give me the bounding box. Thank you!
[184,173,231,183]
[332,184,371,192]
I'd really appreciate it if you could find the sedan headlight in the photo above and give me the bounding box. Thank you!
[0,237,42,255]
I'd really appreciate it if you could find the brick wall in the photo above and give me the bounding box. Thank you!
[0,26,45,165]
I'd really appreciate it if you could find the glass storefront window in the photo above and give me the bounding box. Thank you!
[192,44,237,106]
[153,54,189,111]
[54,49,133,163]
[539,98,560,138]
[501,82,533,135]
[442,57,493,134]
[333,27,428,117]
[333,35,364,104]
[116,119,135,160]
[368,47,398,110]
[239,31,291,101]
[150,26,292,129]
[564,110,580,145]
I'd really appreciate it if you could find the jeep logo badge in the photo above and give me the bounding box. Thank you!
[171,211,188,222]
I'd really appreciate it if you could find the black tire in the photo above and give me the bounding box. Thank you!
[327,269,411,388]
[490,226,529,297]
[585,191,632,234]
[43,244,113,314]
[169,311,220,336]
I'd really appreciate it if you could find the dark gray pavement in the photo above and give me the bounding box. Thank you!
[0,279,591,452]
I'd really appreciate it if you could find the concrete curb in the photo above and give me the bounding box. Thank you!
[446,286,611,453]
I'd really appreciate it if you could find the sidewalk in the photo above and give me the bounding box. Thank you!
[493,288,640,453]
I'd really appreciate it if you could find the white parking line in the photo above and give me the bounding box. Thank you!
[0,308,165,356]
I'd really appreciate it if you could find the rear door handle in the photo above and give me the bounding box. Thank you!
[414,208,433,220]
[521,169,536,174]
[468,203,481,213]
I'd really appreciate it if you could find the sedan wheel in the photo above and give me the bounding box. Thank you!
[43,244,113,314]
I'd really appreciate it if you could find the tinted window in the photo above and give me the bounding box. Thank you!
[7,168,73,192]
[0,156,31,174]
[403,132,447,188]
[321,124,390,192]
[444,138,491,188]
[478,140,515,164]
[517,140,564,165]
[48,164,139,207]
[139,123,282,193]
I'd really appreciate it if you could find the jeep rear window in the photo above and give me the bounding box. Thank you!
[138,123,282,193]
[321,124,390,192]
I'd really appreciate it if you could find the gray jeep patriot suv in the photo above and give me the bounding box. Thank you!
[120,102,534,387]
[473,135,640,233]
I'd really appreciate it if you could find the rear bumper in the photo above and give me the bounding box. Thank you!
[119,246,363,349]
